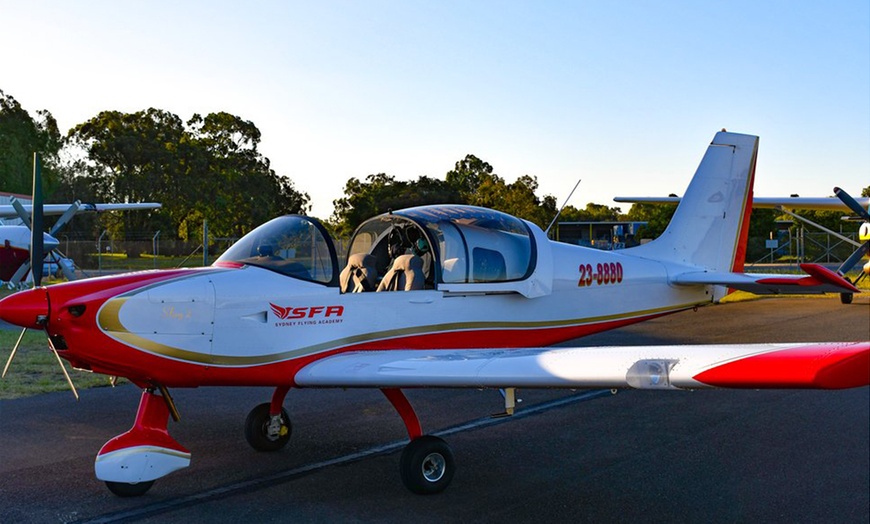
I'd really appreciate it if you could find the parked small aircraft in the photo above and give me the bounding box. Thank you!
[0,131,867,497]
[1,200,161,286]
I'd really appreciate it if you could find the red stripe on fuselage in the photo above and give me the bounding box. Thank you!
[156,309,682,387]
[56,300,682,388]
[0,245,30,282]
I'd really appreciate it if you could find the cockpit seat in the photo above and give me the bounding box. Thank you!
[340,253,377,293]
[377,254,424,292]
[472,247,507,282]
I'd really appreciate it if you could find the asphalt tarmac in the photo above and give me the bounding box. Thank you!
[0,296,867,523]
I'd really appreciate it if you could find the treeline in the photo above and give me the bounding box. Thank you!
[1,89,866,250]
[1,90,307,242]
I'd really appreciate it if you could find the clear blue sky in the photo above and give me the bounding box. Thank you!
[2,1,868,218]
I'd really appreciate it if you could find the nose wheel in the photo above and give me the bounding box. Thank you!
[244,402,292,452]
[399,435,455,494]
[105,480,155,497]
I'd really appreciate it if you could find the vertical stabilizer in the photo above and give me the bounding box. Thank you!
[632,131,758,277]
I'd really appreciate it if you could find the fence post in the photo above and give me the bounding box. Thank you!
[202,220,209,266]
[153,231,161,269]
[98,230,107,275]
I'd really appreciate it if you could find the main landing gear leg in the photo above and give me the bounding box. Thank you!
[245,386,292,452]
[381,388,455,495]
[95,388,190,497]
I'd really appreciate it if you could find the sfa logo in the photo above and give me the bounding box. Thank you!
[270,303,344,320]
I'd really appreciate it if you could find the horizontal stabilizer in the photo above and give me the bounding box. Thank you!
[294,342,869,390]
[671,263,860,295]
[613,195,870,212]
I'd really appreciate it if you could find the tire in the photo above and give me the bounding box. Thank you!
[840,292,853,304]
[105,480,155,497]
[244,402,292,452]
[399,435,455,494]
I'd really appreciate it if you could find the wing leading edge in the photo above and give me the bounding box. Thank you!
[0,202,161,218]
[294,342,869,391]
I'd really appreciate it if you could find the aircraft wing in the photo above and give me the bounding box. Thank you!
[671,263,861,294]
[613,196,870,212]
[293,341,869,390]
[0,202,161,218]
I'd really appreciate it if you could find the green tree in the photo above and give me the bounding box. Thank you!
[624,203,678,240]
[64,108,187,241]
[331,154,558,236]
[64,108,309,244]
[0,89,62,195]
[445,154,556,227]
[560,203,622,222]
[330,173,460,237]
[185,112,309,239]
[468,172,557,228]
[445,154,492,198]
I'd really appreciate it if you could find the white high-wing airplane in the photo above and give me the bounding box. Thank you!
[0,131,867,498]
[0,200,161,285]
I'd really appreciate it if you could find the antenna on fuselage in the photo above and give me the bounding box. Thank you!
[544,179,581,237]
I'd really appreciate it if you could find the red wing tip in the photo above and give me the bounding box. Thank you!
[694,342,870,390]
[799,263,861,293]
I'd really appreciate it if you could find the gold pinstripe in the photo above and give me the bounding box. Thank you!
[97,294,703,367]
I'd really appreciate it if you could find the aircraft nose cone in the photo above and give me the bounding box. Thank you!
[0,288,49,329]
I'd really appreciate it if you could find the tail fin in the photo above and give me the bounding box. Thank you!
[633,131,758,273]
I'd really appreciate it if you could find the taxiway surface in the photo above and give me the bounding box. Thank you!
[1,296,867,523]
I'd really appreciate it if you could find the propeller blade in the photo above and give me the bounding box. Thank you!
[46,335,79,401]
[51,248,78,281]
[8,261,32,288]
[833,187,870,220]
[10,197,32,228]
[30,153,44,287]
[837,241,870,276]
[2,328,27,378]
[48,201,82,236]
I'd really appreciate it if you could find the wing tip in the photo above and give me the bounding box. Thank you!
[693,342,870,390]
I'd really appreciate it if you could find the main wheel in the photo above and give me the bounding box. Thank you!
[399,435,455,494]
[105,480,155,497]
[840,292,853,304]
[245,402,292,452]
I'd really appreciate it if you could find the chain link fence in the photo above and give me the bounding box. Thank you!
[49,230,861,279]
[52,232,350,278]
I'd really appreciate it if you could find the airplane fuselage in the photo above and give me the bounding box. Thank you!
[0,226,59,282]
[27,239,711,389]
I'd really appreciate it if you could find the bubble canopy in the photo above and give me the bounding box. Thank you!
[216,205,536,288]
[215,215,339,285]
[346,205,535,287]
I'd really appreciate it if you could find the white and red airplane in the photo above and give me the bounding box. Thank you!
[0,131,867,497]
[1,199,162,285]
